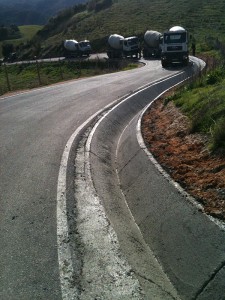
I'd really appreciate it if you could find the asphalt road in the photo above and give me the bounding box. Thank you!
[0,59,181,299]
[73,57,225,299]
[78,70,194,299]
[82,56,225,300]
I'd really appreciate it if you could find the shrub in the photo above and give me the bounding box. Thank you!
[206,68,224,85]
[211,117,225,151]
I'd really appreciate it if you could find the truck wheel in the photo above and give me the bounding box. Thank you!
[161,61,167,68]
[183,59,189,66]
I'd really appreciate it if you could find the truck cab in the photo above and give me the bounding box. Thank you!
[122,36,140,58]
[78,40,92,56]
[161,26,189,67]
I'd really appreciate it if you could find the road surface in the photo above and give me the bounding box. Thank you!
[0,59,183,299]
[83,56,225,300]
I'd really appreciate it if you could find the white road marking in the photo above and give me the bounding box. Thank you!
[57,97,130,299]
[57,113,100,299]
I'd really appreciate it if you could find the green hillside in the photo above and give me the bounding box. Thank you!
[0,25,43,57]
[32,0,225,56]
[19,25,44,40]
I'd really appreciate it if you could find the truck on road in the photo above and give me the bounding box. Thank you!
[107,34,141,59]
[160,26,189,67]
[63,39,92,58]
[142,30,162,59]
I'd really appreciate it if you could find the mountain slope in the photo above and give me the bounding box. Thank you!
[34,0,225,54]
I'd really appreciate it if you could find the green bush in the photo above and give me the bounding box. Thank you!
[171,60,225,152]
[206,68,224,85]
[211,117,225,151]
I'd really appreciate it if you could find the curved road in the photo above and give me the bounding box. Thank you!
[82,56,225,299]
[0,56,203,300]
[1,58,192,299]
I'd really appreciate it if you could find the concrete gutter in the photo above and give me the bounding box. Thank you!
[73,58,225,299]
[113,61,225,300]
[117,97,225,300]
[74,65,200,299]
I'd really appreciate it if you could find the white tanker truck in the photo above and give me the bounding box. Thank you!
[107,34,141,59]
[160,26,189,67]
[142,30,162,58]
[63,39,92,58]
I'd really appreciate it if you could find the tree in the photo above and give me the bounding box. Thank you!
[95,0,112,12]
[2,43,14,58]
[0,27,8,41]
[10,24,20,33]
[87,0,96,11]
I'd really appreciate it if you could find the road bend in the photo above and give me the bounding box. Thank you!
[0,58,193,299]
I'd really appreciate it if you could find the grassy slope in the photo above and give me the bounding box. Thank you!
[169,65,225,151]
[19,25,43,40]
[0,59,137,95]
[38,0,225,50]
[0,25,43,57]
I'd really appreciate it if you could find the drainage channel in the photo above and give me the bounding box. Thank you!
[72,69,195,299]
[58,65,199,299]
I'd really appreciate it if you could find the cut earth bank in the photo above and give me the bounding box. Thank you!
[141,94,225,222]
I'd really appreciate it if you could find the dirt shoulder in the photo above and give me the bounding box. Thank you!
[141,96,225,221]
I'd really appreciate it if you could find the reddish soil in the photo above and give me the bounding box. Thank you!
[141,96,225,221]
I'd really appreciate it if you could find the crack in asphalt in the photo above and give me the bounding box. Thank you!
[136,272,179,300]
[117,148,142,176]
[194,260,225,299]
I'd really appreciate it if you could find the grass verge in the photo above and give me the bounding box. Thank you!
[0,58,139,96]
[165,61,225,153]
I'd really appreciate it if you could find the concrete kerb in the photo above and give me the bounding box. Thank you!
[138,56,224,232]
[115,68,225,298]
[137,85,204,211]
[137,93,225,231]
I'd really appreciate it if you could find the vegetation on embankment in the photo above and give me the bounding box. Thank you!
[165,54,225,153]
[0,59,138,96]
[19,25,44,41]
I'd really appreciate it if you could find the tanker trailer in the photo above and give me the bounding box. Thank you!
[63,40,79,58]
[107,34,124,58]
[64,39,92,58]
[107,34,141,59]
[143,30,162,58]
